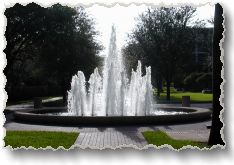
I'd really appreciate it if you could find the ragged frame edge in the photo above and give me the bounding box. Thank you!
[1,0,225,151]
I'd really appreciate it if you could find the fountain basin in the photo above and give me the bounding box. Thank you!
[12,106,211,126]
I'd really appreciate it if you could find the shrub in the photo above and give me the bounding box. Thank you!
[183,72,212,91]
[6,85,62,101]
[183,72,204,91]
[196,73,212,90]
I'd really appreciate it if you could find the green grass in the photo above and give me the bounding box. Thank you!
[43,99,65,107]
[4,131,79,149]
[153,87,213,103]
[143,131,210,149]
[158,92,212,103]
[6,96,57,106]
[6,99,32,106]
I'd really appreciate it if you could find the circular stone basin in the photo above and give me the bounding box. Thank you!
[12,106,212,126]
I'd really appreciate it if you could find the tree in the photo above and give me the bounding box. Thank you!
[4,3,103,102]
[39,4,102,102]
[4,3,47,86]
[124,6,197,100]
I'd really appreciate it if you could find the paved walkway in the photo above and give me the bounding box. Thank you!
[74,130,147,149]
[4,98,212,149]
[4,121,211,149]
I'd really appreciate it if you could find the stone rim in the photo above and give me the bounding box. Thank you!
[12,106,212,126]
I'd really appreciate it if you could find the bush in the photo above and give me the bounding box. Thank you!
[184,72,212,91]
[6,85,62,101]
[196,73,212,90]
[202,89,212,94]
[184,72,204,91]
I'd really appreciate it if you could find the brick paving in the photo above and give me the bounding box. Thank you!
[73,128,148,149]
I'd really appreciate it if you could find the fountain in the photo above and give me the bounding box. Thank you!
[10,26,212,126]
[67,26,153,116]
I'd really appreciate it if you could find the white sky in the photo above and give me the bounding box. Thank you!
[86,4,215,56]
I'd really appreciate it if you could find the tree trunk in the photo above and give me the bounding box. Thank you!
[156,76,162,97]
[61,76,67,104]
[157,85,160,97]
[62,88,67,104]
[208,3,224,146]
[166,78,170,101]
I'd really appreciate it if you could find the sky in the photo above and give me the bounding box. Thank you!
[86,4,215,56]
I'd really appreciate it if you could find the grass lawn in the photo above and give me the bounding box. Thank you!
[4,131,79,149]
[154,89,212,103]
[6,96,55,106]
[143,131,210,149]
[6,99,32,106]
[43,99,65,107]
